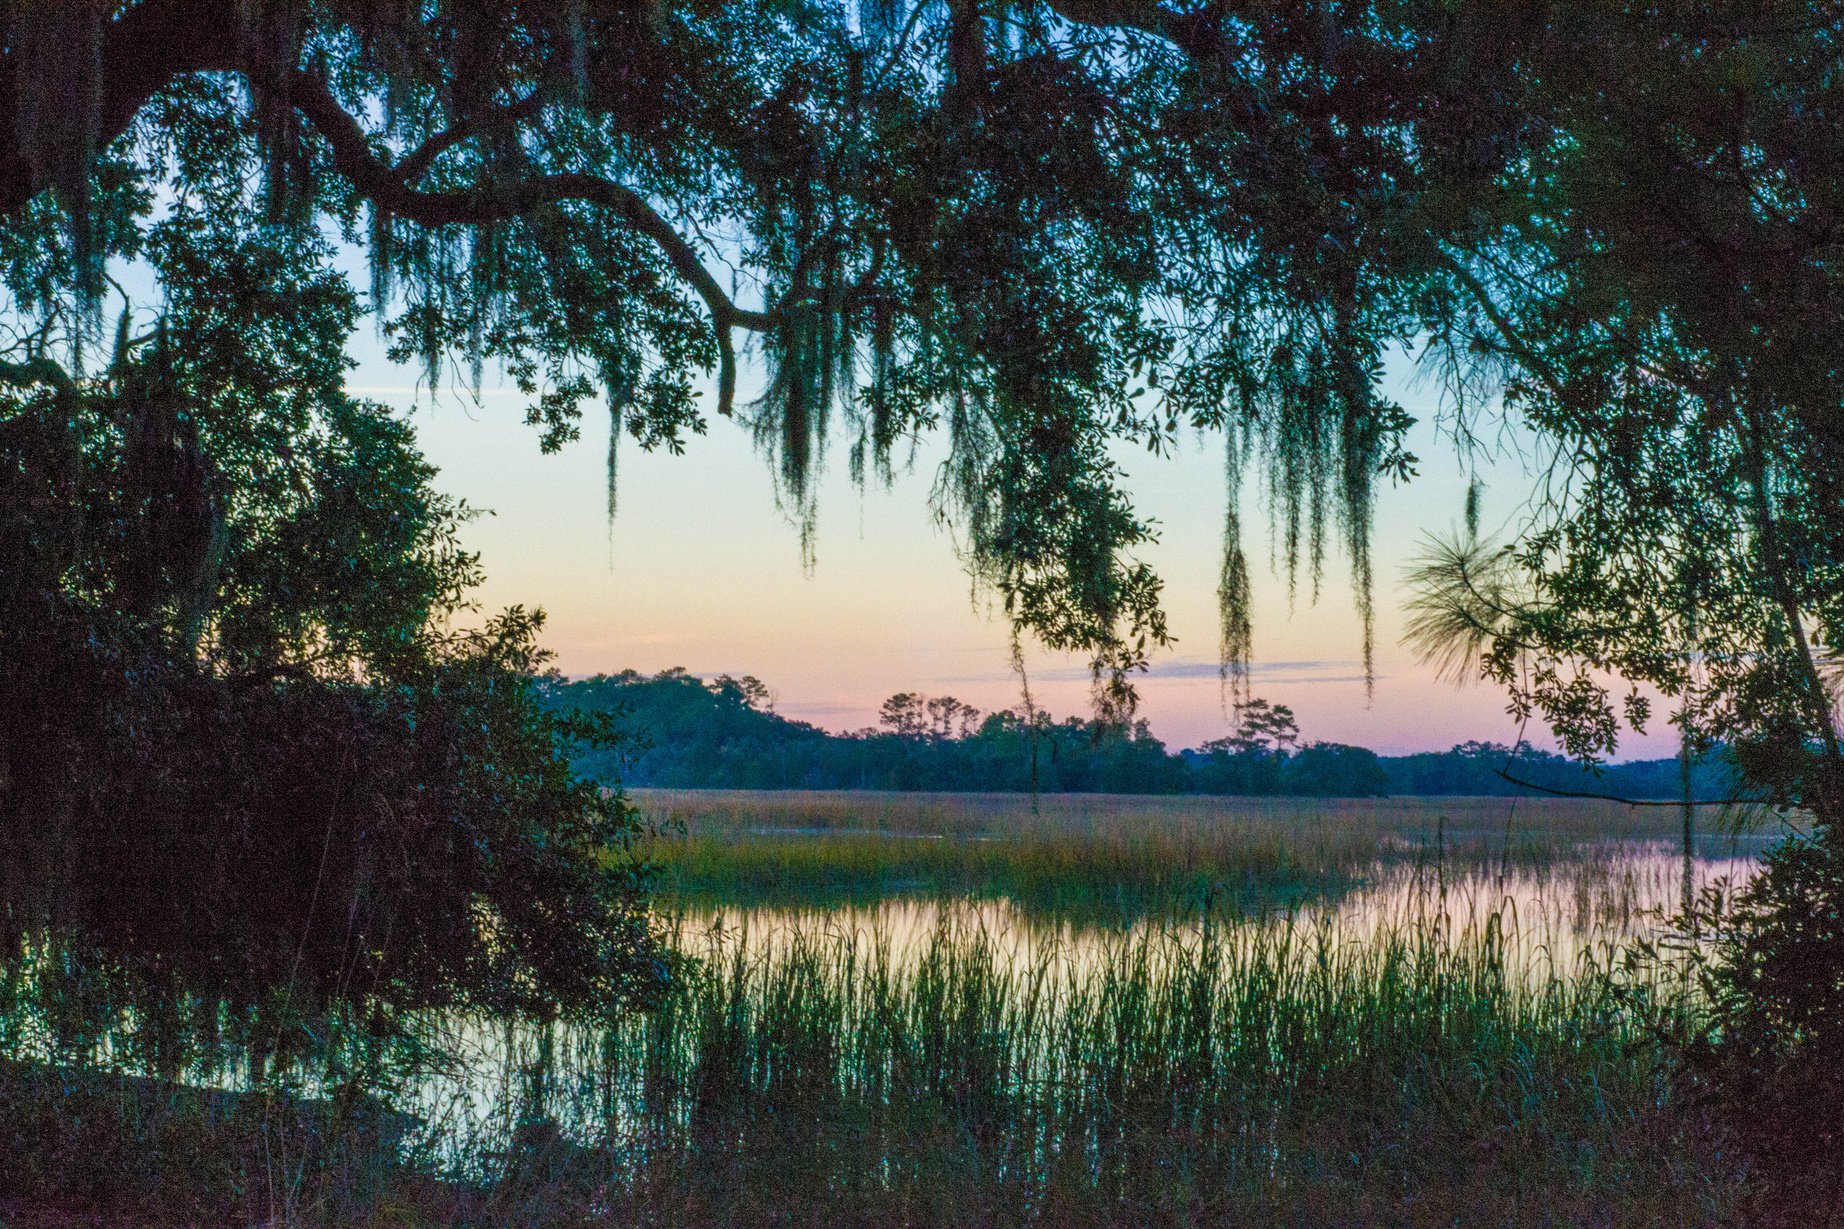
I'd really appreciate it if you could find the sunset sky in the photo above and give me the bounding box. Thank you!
[348,341,1680,760]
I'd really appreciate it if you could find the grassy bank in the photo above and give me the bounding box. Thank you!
[0,904,1743,1227]
[635,789,1766,916]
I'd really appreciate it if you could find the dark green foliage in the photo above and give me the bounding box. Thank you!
[1386,9,1844,1188]
[559,669,836,791]
[1386,740,1741,801]
[0,0,1546,706]
[1678,835,1844,1222]
[1285,742,1392,799]
[559,670,1190,794]
[1399,4,1844,816]
[0,213,664,1064]
[1192,699,1298,794]
[553,670,1707,800]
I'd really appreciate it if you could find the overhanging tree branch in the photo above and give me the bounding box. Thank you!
[1492,767,1753,809]
[0,0,237,215]
[1435,249,1572,404]
[287,68,771,417]
[392,88,549,188]
[0,6,777,419]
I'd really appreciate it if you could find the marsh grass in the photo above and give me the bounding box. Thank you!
[633,789,1731,847]
[0,890,1745,1227]
[637,788,1684,840]
[638,789,1769,919]
[408,900,1739,1227]
[652,829,1355,918]
[0,793,1762,1226]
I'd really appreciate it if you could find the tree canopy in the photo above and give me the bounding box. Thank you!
[0,181,666,1068]
[12,3,1829,783]
[2,0,1540,707]
[1402,11,1844,824]
[6,6,1844,1165]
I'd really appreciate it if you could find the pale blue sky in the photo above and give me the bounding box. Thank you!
[81,185,1676,759]
[349,337,1682,760]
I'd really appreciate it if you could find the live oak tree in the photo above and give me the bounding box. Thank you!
[0,193,665,1070]
[5,2,1844,1166]
[0,0,1514,710]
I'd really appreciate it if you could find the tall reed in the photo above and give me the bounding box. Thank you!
[0,796,1758,1225]
[435,901,1738,1227]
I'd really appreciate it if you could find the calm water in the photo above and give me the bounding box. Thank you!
[663,843,1758,983]
[393,839,1762,1156]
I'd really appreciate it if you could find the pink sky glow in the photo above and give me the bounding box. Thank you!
[357,351,1682,762]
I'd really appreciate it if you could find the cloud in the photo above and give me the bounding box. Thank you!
[779,702,870,718]
[1141,659,1376,681]
[933,657,1379,685]
[1240,673,1387,686]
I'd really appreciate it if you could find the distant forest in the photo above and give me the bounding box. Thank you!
[548,670,1737,801]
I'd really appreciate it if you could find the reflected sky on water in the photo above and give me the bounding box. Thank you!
[393,839,1762,1161]
[662,843,1761,988]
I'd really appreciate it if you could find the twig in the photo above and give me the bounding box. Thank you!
[1492,768,1751,809]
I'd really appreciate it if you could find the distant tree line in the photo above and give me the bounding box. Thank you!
[550,671,1737,800]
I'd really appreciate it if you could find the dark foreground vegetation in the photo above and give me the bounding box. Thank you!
[5,1,1844,1224]
[0,898,1747,1228]
[554,669,1740,800]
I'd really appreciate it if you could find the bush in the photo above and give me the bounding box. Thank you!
[0,215,665,1077]
[1688,833,1844,1222]
[1286,742,1392,797]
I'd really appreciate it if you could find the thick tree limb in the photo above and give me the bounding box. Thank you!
[286,68,768,415]
[393,89,548,188]
[0,0,236,215]
[0,3,769,415]
[0,0,1259,423]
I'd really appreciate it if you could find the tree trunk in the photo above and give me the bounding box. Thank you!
[1739,400,1844,832]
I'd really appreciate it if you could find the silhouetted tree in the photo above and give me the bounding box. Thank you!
[1393,10,1844,1206]
[879,693,928,739]
[0,201,665,1069]
[0,1,1582,708]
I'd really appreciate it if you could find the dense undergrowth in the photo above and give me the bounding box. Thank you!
[0,895,1749,1227]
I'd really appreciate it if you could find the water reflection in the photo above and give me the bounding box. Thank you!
[368,840,1767,1172]
[666,844,1759,987]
